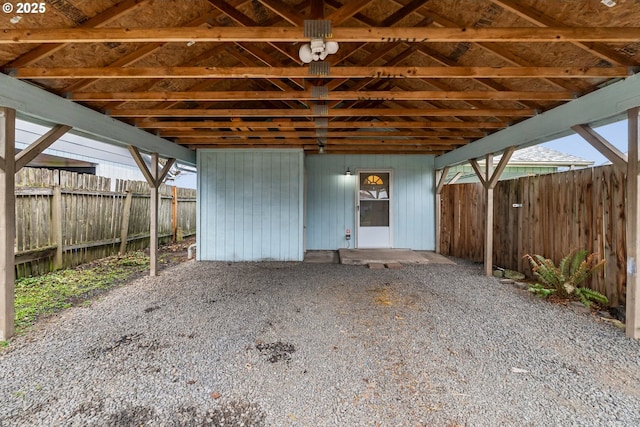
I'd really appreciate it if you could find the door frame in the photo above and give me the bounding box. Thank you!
[355,168,394,248]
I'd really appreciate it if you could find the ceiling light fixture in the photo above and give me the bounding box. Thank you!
[299,38,339,63]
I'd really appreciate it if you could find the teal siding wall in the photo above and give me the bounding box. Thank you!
[197,149,304,261]
[305,154,435,250]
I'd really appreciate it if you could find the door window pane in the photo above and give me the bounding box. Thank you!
[359,173,389,200]
[360,200,389,226]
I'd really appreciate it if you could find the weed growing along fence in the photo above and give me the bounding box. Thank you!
[14,168,196,278]
[439,164,626,307]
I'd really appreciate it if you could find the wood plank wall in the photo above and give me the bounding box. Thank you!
[14,168,196,277]
[439,165,626,307]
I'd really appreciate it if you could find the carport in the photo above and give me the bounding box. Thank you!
[1,0,640,340]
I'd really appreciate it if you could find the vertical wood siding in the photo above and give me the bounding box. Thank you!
[305,154,435,250]
[197,150,304,261]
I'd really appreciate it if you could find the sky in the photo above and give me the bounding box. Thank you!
[541,120,628,166]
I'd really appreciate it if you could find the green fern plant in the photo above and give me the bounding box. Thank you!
[523,250,607,307]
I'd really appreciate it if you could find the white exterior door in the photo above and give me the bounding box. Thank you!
[357,171,392,248]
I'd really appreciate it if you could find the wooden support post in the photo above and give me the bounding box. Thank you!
[51,185,63,269]
[627,107,640,339]
[0,107,16,341]
[119,190,132,254]
[470,146,516,276]
[434,166,450,254]
[484,154,494,277]
[128,145,176,277]
[150,153,159,277]
[172,185,178,241]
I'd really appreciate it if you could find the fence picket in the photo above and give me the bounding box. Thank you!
[440,164,626,307]
[13,167,196,278]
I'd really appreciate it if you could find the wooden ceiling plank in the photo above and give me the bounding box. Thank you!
[310,0,324,19]
[5,0,151,68]
[257,0,306,26]
[416,9,582,93]
[381,0,430,27]
[207,0,301,63]
[135,120,506,129]
[72,89,573,102]
[60,2,248,93]
[326,0,372,24]
[3,27,640,44]
[323,7,544,112]
[19,66,630,79]
[490,0,635,66]
[109,107,534,117]
[178,138,465,146]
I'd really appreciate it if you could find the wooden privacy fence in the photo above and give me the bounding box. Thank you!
[440,164,626,307]
[14,168,196,278]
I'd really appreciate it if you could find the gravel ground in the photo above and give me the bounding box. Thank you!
[1,259,639,426]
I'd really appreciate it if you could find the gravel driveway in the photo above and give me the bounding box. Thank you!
[1,259,639,426]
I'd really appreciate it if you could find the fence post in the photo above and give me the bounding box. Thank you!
[51,185,63,269]
[119,190,132,254]
[172,185,178,241]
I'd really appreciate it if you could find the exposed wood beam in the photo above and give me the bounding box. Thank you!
[161,129,483,138]
[2,27,640,44]
[257,0,306,26]
[15,124,71,171]
[14,66,630,79]
[383,0,430,26]
[571,124,628,170]
[135,120,507,129]
[491,0,635,66]
[72,90,574,102]
[174,138,468,146]
[326,0,371,23]
[60,2,245,93]
[414,9,576,94]
[5,0,151,68]
[208,0,301,63]
[110,107,535,118]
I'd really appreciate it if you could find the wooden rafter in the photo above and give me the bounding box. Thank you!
[16,66,630,79]
[5,0,151,68]
[490,0,635,66]
[71,90,575,102]
[109,107,535,117]
[2,27,640,44]
[134,120,507,129]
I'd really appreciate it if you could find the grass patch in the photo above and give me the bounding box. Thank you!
[14,251,149,333]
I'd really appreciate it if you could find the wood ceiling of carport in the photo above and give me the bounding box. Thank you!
[1,0,639,155]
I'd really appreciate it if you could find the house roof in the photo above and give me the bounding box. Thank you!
[495,145,594,167]
[0,1,639,160]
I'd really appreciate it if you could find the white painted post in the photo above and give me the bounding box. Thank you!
[627,107,640,339]
[0,107,16,341]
